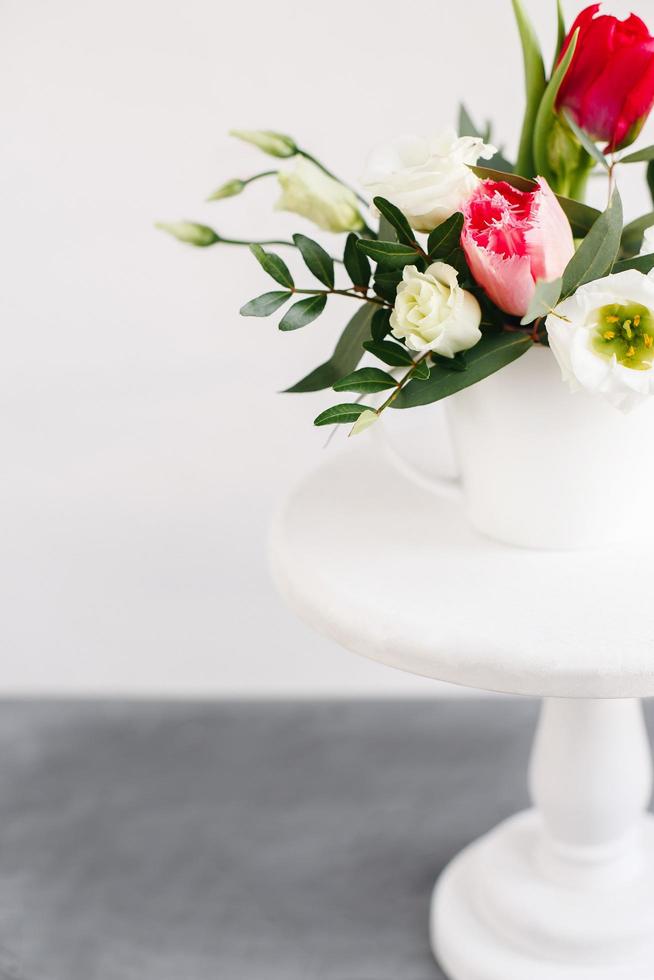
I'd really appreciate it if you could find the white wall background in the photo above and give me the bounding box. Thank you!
[2,0,653,696]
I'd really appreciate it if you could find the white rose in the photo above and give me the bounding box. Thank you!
[546,269,654,412]
[361,128,496,233]
[276,158,364,233]
[390,261,482,358]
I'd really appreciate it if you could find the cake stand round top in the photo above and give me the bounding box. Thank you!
[269,445,654,700]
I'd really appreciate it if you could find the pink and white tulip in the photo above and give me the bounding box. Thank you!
[461,178,575,317]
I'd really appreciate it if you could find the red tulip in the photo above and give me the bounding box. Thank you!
[556,4,654,152]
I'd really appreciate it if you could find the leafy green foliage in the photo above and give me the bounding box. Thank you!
[373,197,416,246]
[363,340,413,367]
[393,332,533,409]
[240,291,292,317]
[370,308,392,341]
[533,28,579,188]
[333,367,397,394]
[561,190,623,296]
[621,213,654,255]
[285,303,375,393]
[314,404,373,427]
[520,277,562,325]
[556,196,601,237]
[553,0,566,69]
[511,0,547,177]
[343,233,371,289]
[357,239,422,268]
[620,145,654,164]
[249,244,294,288]
[278,294,327,331]
[562,111,609,171]
[427,213,464,260]
[612,253,654,275]
[471,166,536,191]
[292,234,335,288]
[373,270,403,303]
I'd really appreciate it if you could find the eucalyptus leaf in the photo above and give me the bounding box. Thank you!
[562,111,609,170]
[373,197,415,246]
[314,403,373,427]
[240,291,292,317]
[427,213,464,260]
[333,366,397,394]
[612,254,654,275]
[471,166,537,191]
[556,196,601,237]
[279,293,327,331]
[363,340,414,367]
[249,244,294,288]
[292,233,335,288]
[520,277,562,325]
[511,0,547,177]
[533,28,579,187]
[561,189,623,297]
[357,239,422,267]
[621,212,654,254]
[343,233,371,289]
[285,303,375,392]
[393,332,533,409]
[620,145,654,164]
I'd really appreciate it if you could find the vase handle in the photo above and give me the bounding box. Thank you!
[371,416,463,501]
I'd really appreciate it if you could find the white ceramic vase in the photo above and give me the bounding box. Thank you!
[378,345,654,550]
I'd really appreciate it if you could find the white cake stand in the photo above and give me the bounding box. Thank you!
[269,445,654,980]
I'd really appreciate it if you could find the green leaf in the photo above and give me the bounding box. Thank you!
[279,293,327,331]
[470,167,537,191]
[371,308,392,341]
[373,197,416,246]
[648,162,654,208]
[292,233,334,288]
[350,409,379,436]
[427,213,464,260]
[520,277,562,325]
[621,212,654,254]
[240,290,292,317]
[249,244,294,288]
[511,0,547,178]
[357,239,421,268]
[377,213,398,244]
[333,366,397,394]
[363,340,414,367]
[562,111,609,171]
[314,403,374,427]
[556,196,601,237]
[553,0,566,68]
[393,332,533,409]
[285,303,375,393]
[561,189,623,297]
[373,270,402,304]
[459,104,481,138]
[612,254,654,275]
[412,359,430,380]
[156,221,219,247]
[620,145,654,164]
[533,28,579,187]
[343,233,371,289]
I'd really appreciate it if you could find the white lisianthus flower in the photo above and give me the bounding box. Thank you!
[276,158,364,233]
[546,269,654,411]
[390,262,482,358]
[361,129,496,233]
[641,225,654,255]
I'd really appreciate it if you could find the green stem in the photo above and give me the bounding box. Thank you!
[293,287,389,307]
[219,236,343,263]
[242,170,277,186]
[376,352,431,414]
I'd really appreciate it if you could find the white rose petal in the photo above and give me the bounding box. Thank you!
[546,269,654,412]
[361,128,496,233]
[390,261,482,358]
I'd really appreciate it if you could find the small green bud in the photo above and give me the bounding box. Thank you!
[207,179,245,201]
[230,129,297,158]
[156,221,220,247]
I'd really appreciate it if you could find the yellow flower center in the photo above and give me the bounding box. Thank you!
[591,303,654,371]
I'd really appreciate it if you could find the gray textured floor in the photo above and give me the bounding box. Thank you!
[0,698,548,980]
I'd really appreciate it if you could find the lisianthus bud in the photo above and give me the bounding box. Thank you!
[230,129,297,158]
[556,4,654,152]
[207,179,245,201]
[276,158,364,233]
[361,129,496,233]
[390,262,482,358]
[547,270,654,411]
[156,221,219,247]
[461,178,574,317]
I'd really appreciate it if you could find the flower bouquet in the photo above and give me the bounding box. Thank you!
[160,2,654,548]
